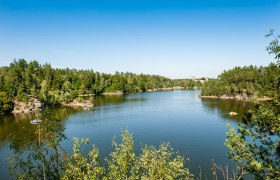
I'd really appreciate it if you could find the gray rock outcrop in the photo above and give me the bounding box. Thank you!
[12,97,43,114]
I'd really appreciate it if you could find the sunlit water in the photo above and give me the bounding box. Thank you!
[0,90,255,179]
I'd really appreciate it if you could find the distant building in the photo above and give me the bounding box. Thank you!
[192,77,208,84]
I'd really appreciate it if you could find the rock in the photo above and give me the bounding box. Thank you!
[200,95,219,99]
[235,94,243,100]
[78,94,94,97]
[101,92,124,95]
[229,112,238,116]
[12,98,43,114]
[63,100,94,108]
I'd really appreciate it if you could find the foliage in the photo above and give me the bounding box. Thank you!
[61,138,105,179]
[131,143,191,179]
[173,79,203,89]
[106,130,135,179]
[225,30,280,179]
[266,29,280,61]
[0,60,175,113]
[0,91,13,113]
[61,130,193,179]
[225,105,280,179]
[7,115,66,180]
[202,30,280,99]
[201,64,280,99]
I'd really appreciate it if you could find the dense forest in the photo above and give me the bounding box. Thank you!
[0,59,203,113]
[201,63,280,98]
[201,31,280,100]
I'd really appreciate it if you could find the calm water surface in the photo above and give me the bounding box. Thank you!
[0,90,254,179]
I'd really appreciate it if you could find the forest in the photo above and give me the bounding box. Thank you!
[200,31,280,100]
[0,60,202,113]
[201,63,280,99]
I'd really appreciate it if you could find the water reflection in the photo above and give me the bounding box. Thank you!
[2,107,84,179]
[0,91,258,179]
[201,98,256,122]
[93,94,145,107]
[93,95,126,106]
[7,117,65,179]
[0,107,82,151]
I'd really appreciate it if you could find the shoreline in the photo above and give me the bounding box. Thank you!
[100,86,190,95]
[9,89,197,114]
[62,100,94,108]
[200,95,272,102]
[146,86,201,92]
[146,86,185,92]
[101,92,124,95]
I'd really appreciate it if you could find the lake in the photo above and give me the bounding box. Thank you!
[0,90,254,179]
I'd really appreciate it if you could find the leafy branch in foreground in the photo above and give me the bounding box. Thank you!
[225,103,280,179]
[61,137,105,179]
[106,130,135,179]
[7,118,66,180]
[62,130,193,179]
[131,143,191,179]
[8,126,247,179]
[266,29,280,61]
[225,30,280,179]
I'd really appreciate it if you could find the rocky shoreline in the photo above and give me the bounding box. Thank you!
[78,94,94,97]
[62,100,94,108]
[200,95,272,102]
[147,86,186,92]
[101,92,124,95]
[101,87,187,94]
[12,98,94,114]
[12,97,43,114]
[11,89,210,114]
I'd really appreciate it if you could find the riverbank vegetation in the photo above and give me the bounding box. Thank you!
[0,60,201,113]
[201,63,279,100]
[173,78,203,89]
[201,30,280,101]
[0,60,170,104]
[8,126,247,180]
[8,129,193,179]
[224,30,280,179]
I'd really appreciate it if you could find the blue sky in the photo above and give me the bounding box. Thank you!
[0,0,280,79]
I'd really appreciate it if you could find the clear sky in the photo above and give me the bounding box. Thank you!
[0,0,280,79]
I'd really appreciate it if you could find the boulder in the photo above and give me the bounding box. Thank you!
[229,112,238,116]
[12,98,43,114]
